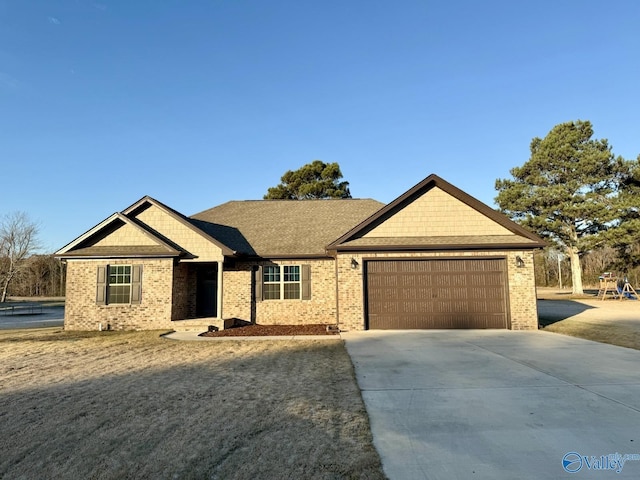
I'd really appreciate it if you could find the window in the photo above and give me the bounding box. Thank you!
[283,265,300,299]
[108,265,131,304]
[260,265,309,300]
[263,265,281,300]
[96,264,143,305]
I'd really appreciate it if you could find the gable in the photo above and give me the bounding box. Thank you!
[56,197,234,260]
[131,203,225,261]
[328,174,545,251]
[93,222,159,247]
[363,187,513,238]
[55,213,182,259]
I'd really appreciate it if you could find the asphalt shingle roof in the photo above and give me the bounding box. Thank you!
[336,235,540,249]
[191,199,384,256]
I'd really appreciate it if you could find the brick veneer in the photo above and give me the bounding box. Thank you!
[171,262,197,321]
[64,258,175,330]
[64,251,538,331]
[223,259,338,325]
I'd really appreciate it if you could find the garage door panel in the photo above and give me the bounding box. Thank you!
[366,259,508,329]
[369,313,506,329]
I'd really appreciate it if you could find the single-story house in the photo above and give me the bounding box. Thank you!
[55,174,545,331]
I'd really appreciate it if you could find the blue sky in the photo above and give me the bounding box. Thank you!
[2,0,639,252]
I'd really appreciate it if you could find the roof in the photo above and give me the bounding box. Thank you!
[55,212,184,259]
[334,235,541,251]
[191,199,385,257]
[55,197,234,259]
[124,196,236,256]
[58,245,180,258]
[56,174,544,260]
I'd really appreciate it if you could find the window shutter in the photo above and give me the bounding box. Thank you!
[254,266,263,302]
[131,265,143,304]
[96,265,107,305]
[301,264,311,300]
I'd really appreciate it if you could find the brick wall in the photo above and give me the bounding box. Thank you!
[222,263,253,321]
[222,259,338,325]
[506,250,538,330]
[171,262,197,320]
[64,258,175,330]
[336,250,538,331]
[64,250,538,331]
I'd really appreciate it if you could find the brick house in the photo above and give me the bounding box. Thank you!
[55,174,545,331]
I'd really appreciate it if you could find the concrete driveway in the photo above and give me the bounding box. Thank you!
[343,330,640,479]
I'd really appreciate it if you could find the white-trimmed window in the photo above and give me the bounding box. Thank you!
[96,264,143,305]
[108,265,132,304]
[258,264,310,301]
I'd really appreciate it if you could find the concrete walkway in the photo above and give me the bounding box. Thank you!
[343,330,640,480]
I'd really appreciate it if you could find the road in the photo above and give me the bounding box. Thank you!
[0,305,64,329]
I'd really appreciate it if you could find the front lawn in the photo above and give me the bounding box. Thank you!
[0,329,385,479]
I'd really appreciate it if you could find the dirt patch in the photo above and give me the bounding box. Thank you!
[200,323,338,337]
[0,328,384,479]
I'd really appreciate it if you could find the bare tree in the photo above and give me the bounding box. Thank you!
[0,212,40,302]
[8,254,65,297]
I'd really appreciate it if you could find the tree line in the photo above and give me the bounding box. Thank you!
[0,212,65,301]
[2,254,66,297]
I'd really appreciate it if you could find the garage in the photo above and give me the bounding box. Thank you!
[365,258,509,329]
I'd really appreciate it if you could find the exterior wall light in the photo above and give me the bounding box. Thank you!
[515,255,525,268]
[351,258,359,269]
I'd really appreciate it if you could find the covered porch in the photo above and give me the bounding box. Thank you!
[171,261,226,331]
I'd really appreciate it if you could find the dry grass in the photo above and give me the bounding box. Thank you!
[538,287,640,351]
[543,319,640,350]
[0,328,385,480]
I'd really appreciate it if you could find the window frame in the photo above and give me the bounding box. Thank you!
[96,264,143,306]
[108,265,132,304]
[262,264,303,301]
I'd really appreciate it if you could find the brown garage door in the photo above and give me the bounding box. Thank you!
[365,258,508,329]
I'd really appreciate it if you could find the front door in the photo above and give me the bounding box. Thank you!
[196,264,218,317]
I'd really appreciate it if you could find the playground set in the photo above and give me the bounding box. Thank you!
[597,272,638,301]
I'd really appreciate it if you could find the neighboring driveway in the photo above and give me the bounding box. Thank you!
[343,330,640,480]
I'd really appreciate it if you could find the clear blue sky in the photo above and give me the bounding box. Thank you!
[2,0,639,252]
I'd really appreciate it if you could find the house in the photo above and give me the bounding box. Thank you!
[55,174,545,331]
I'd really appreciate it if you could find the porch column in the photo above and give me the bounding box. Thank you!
[217,260,223,318]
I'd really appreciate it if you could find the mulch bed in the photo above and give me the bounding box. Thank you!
[199,323,339,337]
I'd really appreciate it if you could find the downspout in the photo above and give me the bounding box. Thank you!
[217,260,223,319]
[333,251,340,330]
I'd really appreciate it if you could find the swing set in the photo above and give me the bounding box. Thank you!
[597,272,638,301]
